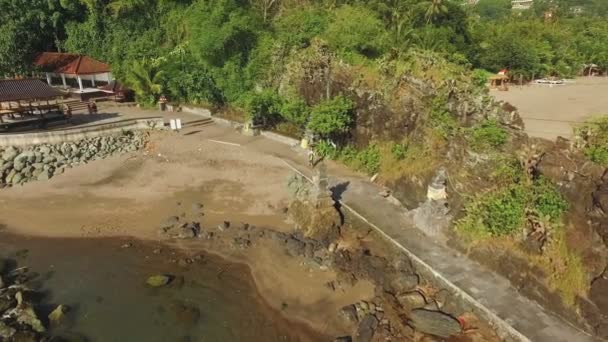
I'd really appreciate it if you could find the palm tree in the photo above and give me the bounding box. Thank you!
[124,60,165,104]
[425,0,448,24]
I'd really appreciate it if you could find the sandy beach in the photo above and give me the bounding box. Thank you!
[0,120,376,338]
[491,77,608,140]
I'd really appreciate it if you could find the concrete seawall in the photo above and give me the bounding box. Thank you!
[0,117,164,147]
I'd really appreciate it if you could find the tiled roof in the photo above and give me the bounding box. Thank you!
[34,52,111,75]
[0,79,63,102]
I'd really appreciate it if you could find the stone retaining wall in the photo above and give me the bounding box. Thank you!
[181,106,212,118]
[0,117,163,148]
[0,131,147,187]
[260,131,300,148]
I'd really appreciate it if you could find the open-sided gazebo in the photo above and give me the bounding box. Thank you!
[34,52,113,100]
[0,79,71,130]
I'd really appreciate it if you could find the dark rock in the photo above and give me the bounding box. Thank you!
[334,337,352,342]
[397,291,427,312]
[389,273,419,294]
[355,314,378,342]
[0,321,16,340]
[9,330,38,342]
[233,237,252,249]
[409,309,461,338]
[0,296,14,313]
[177,222,200,239]
[339,304,358,324]
[285,237,306,257]
[222,221,231,229]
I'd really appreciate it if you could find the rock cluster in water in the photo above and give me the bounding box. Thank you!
[158,204,473,341]
[0,259,68,341]
[0,131,147,187]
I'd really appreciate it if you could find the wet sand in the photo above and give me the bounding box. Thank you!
[491,77,608,140]
[0,232,327,342]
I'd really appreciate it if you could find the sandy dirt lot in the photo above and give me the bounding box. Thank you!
[491,77,608,140]
[0,120,373,337]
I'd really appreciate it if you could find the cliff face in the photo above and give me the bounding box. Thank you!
[276,40,608,337]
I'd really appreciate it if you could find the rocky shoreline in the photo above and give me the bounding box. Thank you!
[155,177,499,341]
[0,131,147,187]
[0,259,69,341]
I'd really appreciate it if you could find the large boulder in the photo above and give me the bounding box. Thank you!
[355,314,378,342]
[1,147,18,162]
[146,275,172,287]
[409,309,461,338]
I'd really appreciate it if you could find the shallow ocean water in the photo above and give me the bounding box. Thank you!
[0,233,324,342]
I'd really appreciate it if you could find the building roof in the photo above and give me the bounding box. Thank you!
[34,52,111,75]
[0,79,64,102]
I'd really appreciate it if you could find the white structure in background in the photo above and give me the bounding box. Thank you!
[512,0,534,10]
[169,119,182,131]
[34,52,113,100]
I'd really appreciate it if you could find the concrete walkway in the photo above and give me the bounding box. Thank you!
[277,160,595,342]
[199,127,598,342]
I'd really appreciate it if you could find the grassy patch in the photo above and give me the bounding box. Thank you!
[456,170,583,305]
[315,136,442,179]
[468,120,508,152]
[576,116,608,166]
[456,177,567,239]
[534,227,588,306]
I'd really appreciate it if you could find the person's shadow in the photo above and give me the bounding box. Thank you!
[330,181,350,202]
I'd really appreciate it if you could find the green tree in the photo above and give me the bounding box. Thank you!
[475,0,512,20]
[425,0,448,24]
[307,96,354,139]
[324,5,388,58]
[123,59,165,104]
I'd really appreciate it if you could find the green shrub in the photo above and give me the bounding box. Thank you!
[324,5,388,58]
[280,98,310,129]
[457,177,567,238]
[355,144,381,175]
[314,142,379,175]
[307,96,354,138]
[429,97,458,139]
[315,140,339,159]
[239,89,283,127]
[480,185,529,236]
[338,145,358,163]
[390,143,408,160]
[533,178,568,222]
[576,116,608,166]
[469,120,508,151]
[471,69,493,88]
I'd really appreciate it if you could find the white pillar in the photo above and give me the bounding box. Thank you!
[61,74,67,88]
[91,74,96,87]
[46,73,52,85]
[77,76,83,91]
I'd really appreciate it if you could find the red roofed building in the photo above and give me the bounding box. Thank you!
[34,52,113,95]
